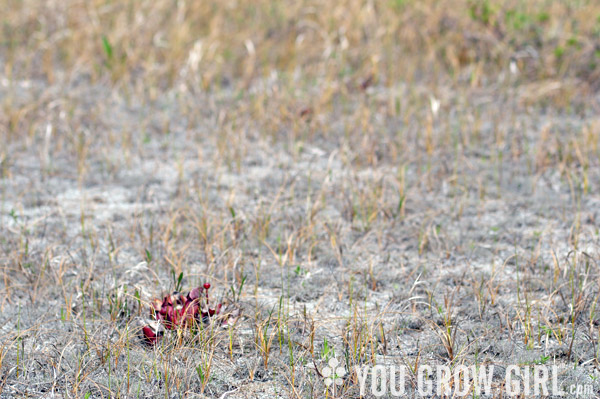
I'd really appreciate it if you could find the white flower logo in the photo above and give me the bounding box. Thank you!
[322,358,346,387]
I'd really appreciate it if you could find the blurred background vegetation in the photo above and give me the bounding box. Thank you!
[2,0,599,92]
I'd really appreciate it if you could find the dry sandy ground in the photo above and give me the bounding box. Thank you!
[2,66,600,397]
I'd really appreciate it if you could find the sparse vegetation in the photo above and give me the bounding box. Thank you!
[1,0,600,397]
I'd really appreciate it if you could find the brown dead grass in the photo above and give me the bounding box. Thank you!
[1,1,600,398]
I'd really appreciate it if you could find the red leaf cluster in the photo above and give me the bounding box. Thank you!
[142,283,222,345]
